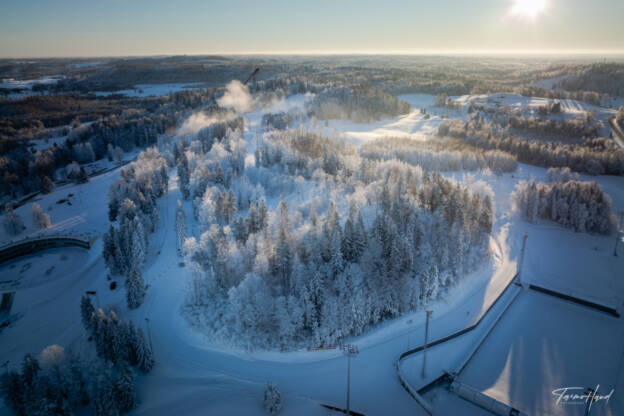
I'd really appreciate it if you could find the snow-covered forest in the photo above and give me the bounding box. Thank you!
[1,296,153,415]
[103,149,168,309]
[360,137,518,173]
[438,119,624,175]
[172,122,493,350]
[512,178,615,234]
[2,53,624,416]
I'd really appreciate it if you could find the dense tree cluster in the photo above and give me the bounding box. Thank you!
[0,346,135,416]
[512,179,614,234]
[103,148,168,308]
[551,63,624,98]
[306,85,411,122]
[438,119,624,176]
[262,112,295,130]
[0,299,153,416]
[0,111,177,202]
[180,128,493,350]
[193,116,244,153]
[546,167,579,183]
[80,297,154,372]
[485,107,601,141]
[257,130,356,178]
[515,84,605,106]
[360,137,517,173]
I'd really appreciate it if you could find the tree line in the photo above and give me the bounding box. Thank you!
[103,148,168,309]
[512,178,614,234]
[360,136,517,174]
[0,297,153,416]
[438,119,624,176]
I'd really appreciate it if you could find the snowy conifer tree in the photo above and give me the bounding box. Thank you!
[113,364,136,413]
[175,200,186,255]
[136,327,154,372]
[81,295,95,331]
[263,382,282,415]
[3,204,24,236]
[126,268,146,309]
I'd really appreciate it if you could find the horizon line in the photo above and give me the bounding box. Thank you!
[3,49,624,60]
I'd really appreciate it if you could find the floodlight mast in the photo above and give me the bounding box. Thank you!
[342,344,359,415]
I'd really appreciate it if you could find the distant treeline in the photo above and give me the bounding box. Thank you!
[438,119,624,176]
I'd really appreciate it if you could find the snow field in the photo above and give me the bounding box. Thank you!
[460,290,624,416]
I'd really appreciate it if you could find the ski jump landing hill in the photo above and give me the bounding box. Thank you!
[0,234,95,265]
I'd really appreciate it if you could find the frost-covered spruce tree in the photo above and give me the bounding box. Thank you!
[177,150,190,200]
[81,295,95,331]
[114,364,136,413]
[91,361,119,416]
[2,204,24,236]
[103,224,122,275]
[136,327,154,372]
[41,175,55,194]
[263,382,282,415]
[126,268,146,309]
[1,369,25,414]
[175,200,186,255]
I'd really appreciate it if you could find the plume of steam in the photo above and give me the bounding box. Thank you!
[177,110,237,136]
[217,80,253,113]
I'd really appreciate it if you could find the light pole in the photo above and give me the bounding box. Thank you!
[406,319,413,350]
[614,212,623,257]
[145,317,153,350]
[518,233,529,288]
[342,344,359,415]
[421,310,433,379]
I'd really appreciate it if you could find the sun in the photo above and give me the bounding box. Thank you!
[509,0,548,19]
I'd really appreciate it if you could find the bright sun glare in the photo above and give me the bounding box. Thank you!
[510,0,548,19]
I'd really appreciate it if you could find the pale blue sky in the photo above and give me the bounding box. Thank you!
[0,0,622,57]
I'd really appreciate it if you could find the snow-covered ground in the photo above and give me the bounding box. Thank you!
[453,92,617,124]
[460,290,624,415]
[1,91,623,415]
[0,164,122,246]
[312,94,445,145]
[94,83,205,97]
[0,76,62,98]
[27,135,68,151]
